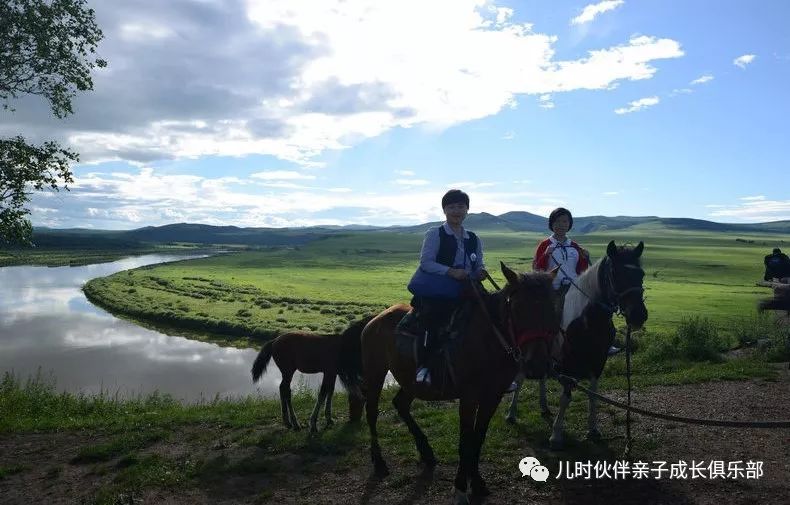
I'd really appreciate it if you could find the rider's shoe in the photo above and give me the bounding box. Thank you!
[415,367,432,386]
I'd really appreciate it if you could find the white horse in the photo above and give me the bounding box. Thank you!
[506,241,647,449]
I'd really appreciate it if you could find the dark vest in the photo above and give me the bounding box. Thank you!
[436,226,479,270]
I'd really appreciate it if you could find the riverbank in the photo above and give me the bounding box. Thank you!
[1,364,788,504]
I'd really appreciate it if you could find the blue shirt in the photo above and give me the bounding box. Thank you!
[419,223,484,276]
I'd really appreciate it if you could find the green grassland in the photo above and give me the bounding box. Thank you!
[5,227,790,502]
[83,228,788,348]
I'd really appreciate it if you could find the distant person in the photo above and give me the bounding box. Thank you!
[533,208,620,356]
[403,189,487,386]
[764,247,790,282]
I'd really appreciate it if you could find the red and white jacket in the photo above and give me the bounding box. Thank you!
[533,236,589,288]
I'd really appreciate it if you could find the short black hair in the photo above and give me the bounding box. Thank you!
[442,189,469,209]
[774,248,782,254]
[548,207,573,231]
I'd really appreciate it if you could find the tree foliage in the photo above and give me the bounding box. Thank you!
[0,136,76,245]
[1,0,106,117]
[0,0,105,245]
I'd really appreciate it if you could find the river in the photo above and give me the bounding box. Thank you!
[0,254,324,402]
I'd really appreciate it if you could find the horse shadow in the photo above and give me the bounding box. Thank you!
[507,407,694,505]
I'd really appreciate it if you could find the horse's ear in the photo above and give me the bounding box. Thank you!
[549,265,560,279]
[635,241,644,257]
[606,240,617,258]
[501,261,519,285]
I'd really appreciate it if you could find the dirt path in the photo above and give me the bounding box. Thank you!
[2,366,788,504]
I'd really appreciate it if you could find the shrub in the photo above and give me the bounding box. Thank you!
[675,316,728,362]
[639,316,729,363]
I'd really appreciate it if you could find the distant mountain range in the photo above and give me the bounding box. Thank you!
[23,212,790,248]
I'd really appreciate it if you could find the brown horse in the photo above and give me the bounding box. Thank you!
[251,316,371,433]
[359,263,558,503]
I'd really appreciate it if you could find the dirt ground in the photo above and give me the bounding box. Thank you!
[2,364,788,505]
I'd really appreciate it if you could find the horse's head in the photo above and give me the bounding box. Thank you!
[605,240,648,329]
[500,262,559,379]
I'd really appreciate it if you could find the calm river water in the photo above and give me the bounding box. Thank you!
[0,255,324,402]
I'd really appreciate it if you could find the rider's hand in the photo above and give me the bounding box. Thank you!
[475,268,489,281]
[447,268,468,280]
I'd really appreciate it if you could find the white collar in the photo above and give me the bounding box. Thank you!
[443,222,469,239]
[550,235,571,246]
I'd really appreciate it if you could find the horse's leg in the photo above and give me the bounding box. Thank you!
[366,371,389,477]
[549,383,572,450]
[324,374,335,427]
[539,376,552,417]
[282,370,301,430]
[279,370,294,429]
[309,373,333,433]
[469,393,502,498]
[586,375,602,440]
[453,394,477,500]
[392,388,436,466]
[504,372,523,424]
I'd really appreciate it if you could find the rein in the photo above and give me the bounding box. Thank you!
[556,256,644,316]
[468,278,522,363]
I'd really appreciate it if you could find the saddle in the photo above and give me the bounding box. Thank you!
[395,299,475,392]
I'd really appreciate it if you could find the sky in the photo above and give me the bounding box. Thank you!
[4,0,790,229]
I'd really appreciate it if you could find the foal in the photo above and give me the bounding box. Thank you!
[251,316,371,432]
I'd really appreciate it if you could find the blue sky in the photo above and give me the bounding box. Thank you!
[5,0,789,229]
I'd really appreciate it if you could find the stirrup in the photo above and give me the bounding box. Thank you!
[504,381,518,394]
[607,345,623,356]
[415,367,431,385]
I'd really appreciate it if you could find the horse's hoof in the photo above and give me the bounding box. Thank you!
[292,424,302,431]
[453,487,470,505]
[309,425,318,434]
[549,437,564,451]
[505,415,517,425]
[325,419,335,428]
[374,461,390,478]
[420,453,438,467]
[541,409,552,418]
[586,429,602,441]
[471,480,491,498]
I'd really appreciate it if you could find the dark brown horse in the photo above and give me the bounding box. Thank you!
[359,263,558,504]
[251,316,371,433]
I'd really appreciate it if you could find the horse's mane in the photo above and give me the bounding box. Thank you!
[562,258,604,330]
[562,244,643,329]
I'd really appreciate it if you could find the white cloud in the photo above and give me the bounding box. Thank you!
[395,170,415,176]
[733,54,756,69]
[571,0,625,25]
[708,198,790,222]
[250,170,316,180]
[669,88,693,96]
[538,94,555,109]
[691,74,714,85]
[603,191,619,196]
[503,131,515,140]
[740,195,765,201]
[614,96,659,114]
[393,179,430,186]
[6,0,684,167]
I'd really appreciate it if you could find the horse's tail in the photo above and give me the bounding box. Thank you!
[251,339,274,383]
[337,314,375,398]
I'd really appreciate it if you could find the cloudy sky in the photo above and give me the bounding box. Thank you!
[6,0,790,229]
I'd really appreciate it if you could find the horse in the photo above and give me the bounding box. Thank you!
[358,263,559,504]
[760,283,790,313]
[505,241,648,450]
[251,316,372,433]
